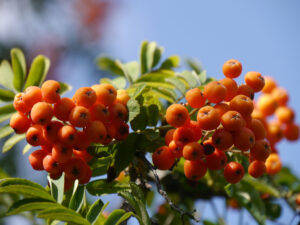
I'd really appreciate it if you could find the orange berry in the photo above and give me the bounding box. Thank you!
[64,157,88,181]
[28,150,47,170]
[23,86,43,108]
[251,109,267,127]
[101,123,117,145]
[54,97,75,121]
[30,102,53,125]
[197,106,220,130]
[265,153,281,175]
[275,106,294,124]
[114,123,129,141]
[10,112,31,134]
[58,125,78,147]
[152,146,175,170]
[244,71,265,92]
[41,80,61,103]
[203,81,227,104]
[185,120,202,141]
[284,123,299,141]
[79,165,92,184]
[173,127,195,147]
[248,160,266,178]
[249,119,266,140]
[43,120,63,143]
[109,103,128,122]
[221,111,245,132]
[184,159,207,181]
[182,142,204,161]
[84,120,107,143]
[222,59,242,78]
[202,138,215,155]
[165,129,175,145]
[250,139,271,161]
[257,94,278,116]
[43,154,61,174]
[237,84,254,100]
[64,177,75,192]
[230,95,254,116]
[166,104,189,128]
[52,144,72,163]
[272,87,289,106]
[214,103,230,117]
[266,122,283,144]
[219,78,238,101]
[73,150,93,162]
[262,76,277,93]
[168,140,183,158]
[73,87,96,108]
[89,104,110,122]
[185,88,206,108]
[115,89,130,106]
[206,149,227,170]
[69,106,91,127]
[13,93,30,114]
[212,129,233,150]
[296,194,300,206]
[233,127,255,151]
[92,83,117,106]
[224,162,244,184]
[228,198,240,209]
[26,125,46,146]
[74,131,91,150]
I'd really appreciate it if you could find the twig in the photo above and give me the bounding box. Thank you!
[139,154,200,224]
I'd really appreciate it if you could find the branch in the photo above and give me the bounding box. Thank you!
[138,153,200,224]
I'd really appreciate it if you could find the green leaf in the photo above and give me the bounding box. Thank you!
[0,104,16,123]
[146,42,158,70]
[96,56,124,76]
[265,202,281,221]
[160,55,180,70]
[69,185,85,212]
[243,175,280,197]
[0,178,49,191]
[2,134,25,153]
[225,181,266,225]
[7,198,59,216]
[11,48,26,92]
[86,179,130,196]
[86,200,107,225]
[101,77,126,90]
[25,55,50,88]
[123,61,139,83]
[152,47,164,69]
[127,98,140,122]
[38,207,90,225]
[140,41,148,74]
[87,145,111,158]
[0,124,14,139]
[198,70,207,84]
[22,143,32,155]
[131,83,147,99]
[48,173,64,204]
[177,70,199,88]
[186,58,202,74]
[165,77,187,95]
[59,82,72,95]
[0,185,54,201]
[130,106,147,131]
[146,104,159,126]
[0,89,15,102]
[103,209,126,225]
[136,70,175,83]
[90,156,112,177]
[115,212,137,225]
[0,60,14,90]
[151,88,176,103]
[113,133,138,174]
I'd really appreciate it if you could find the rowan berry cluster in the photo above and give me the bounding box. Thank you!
[10,80,130,191]
[153,59,299,184]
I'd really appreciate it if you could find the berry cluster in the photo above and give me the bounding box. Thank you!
[10,80,130,191]
[153,59,299,184]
